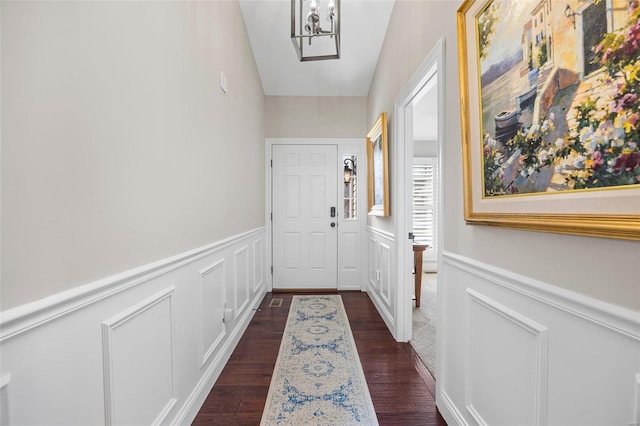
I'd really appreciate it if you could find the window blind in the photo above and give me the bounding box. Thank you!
[412,158,437,258]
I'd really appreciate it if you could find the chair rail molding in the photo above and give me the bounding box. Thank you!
[0,227,265,343]
[442,251,640,339]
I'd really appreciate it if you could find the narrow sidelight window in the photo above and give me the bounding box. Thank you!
[343,155,357,219]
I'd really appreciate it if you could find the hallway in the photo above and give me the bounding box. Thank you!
[193,292,446,425]
[2,2,638,424]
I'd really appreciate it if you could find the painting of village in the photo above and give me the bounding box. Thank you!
[478,0,640,197]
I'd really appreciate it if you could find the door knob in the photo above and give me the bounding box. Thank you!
[330,222,336,228]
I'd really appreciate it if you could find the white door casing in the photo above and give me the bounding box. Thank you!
[272,144,338,289]
[393,35,445,408]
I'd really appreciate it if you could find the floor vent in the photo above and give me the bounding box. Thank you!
[269,298,283,308]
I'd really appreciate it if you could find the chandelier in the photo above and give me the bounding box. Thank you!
[291,0,340,61]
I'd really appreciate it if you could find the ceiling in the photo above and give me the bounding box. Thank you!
[238,0,395,97]
[238,0,437,141]
[413,84,438,141]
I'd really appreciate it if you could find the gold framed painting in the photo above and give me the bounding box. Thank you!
[367,112,390,216]
[457,0,640,240]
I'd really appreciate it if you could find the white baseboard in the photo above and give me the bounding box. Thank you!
[366,283,395,336]
[437,390,469,426]
[0,228,267,426]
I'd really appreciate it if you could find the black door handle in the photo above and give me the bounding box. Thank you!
[330,222,336,228]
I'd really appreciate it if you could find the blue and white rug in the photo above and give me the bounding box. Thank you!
[260,295,378,425]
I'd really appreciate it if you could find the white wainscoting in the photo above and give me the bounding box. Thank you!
[198,260,227,367]
[437,251,640,426]
[366,227,396,335]
[102,287,177,426]
[0,375,10,425]
[338,231,362,291]
[0,227,266,426]
[234,246,250,319]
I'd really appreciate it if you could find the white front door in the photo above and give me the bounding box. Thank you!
[272,145,338,289]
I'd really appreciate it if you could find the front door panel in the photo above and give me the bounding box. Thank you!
[272,145,338,289]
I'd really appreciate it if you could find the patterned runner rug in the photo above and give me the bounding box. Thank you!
[260,295,378,425]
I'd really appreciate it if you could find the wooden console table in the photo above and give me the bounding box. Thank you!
[413,244,428,307]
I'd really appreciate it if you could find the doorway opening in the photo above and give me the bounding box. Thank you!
[410,154,438,377]
[393,38,445,384]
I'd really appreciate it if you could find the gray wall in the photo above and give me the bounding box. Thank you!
[3,0,637,313]
[367,0,639,310]
[1,1,265,309]
[265,96,367,138]
[414,140,438,157]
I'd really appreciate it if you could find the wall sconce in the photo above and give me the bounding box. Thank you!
[564,4,576,29]
[344,157,356,184]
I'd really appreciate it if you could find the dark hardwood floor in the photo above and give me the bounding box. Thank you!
[193,292,447,425]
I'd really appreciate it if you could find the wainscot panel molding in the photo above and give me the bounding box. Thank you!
[438,251,640,426]
[366,226,396,337]
[380,243,392,306]
[635,373,640,426]
[0,227,267,425]
[0,375,10,425]
[253,239,265,292]
[234,246,250,320]
[466,289,549,426]
[198,260,227,367]
[367,236,378,292]
[101,287,177,426]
